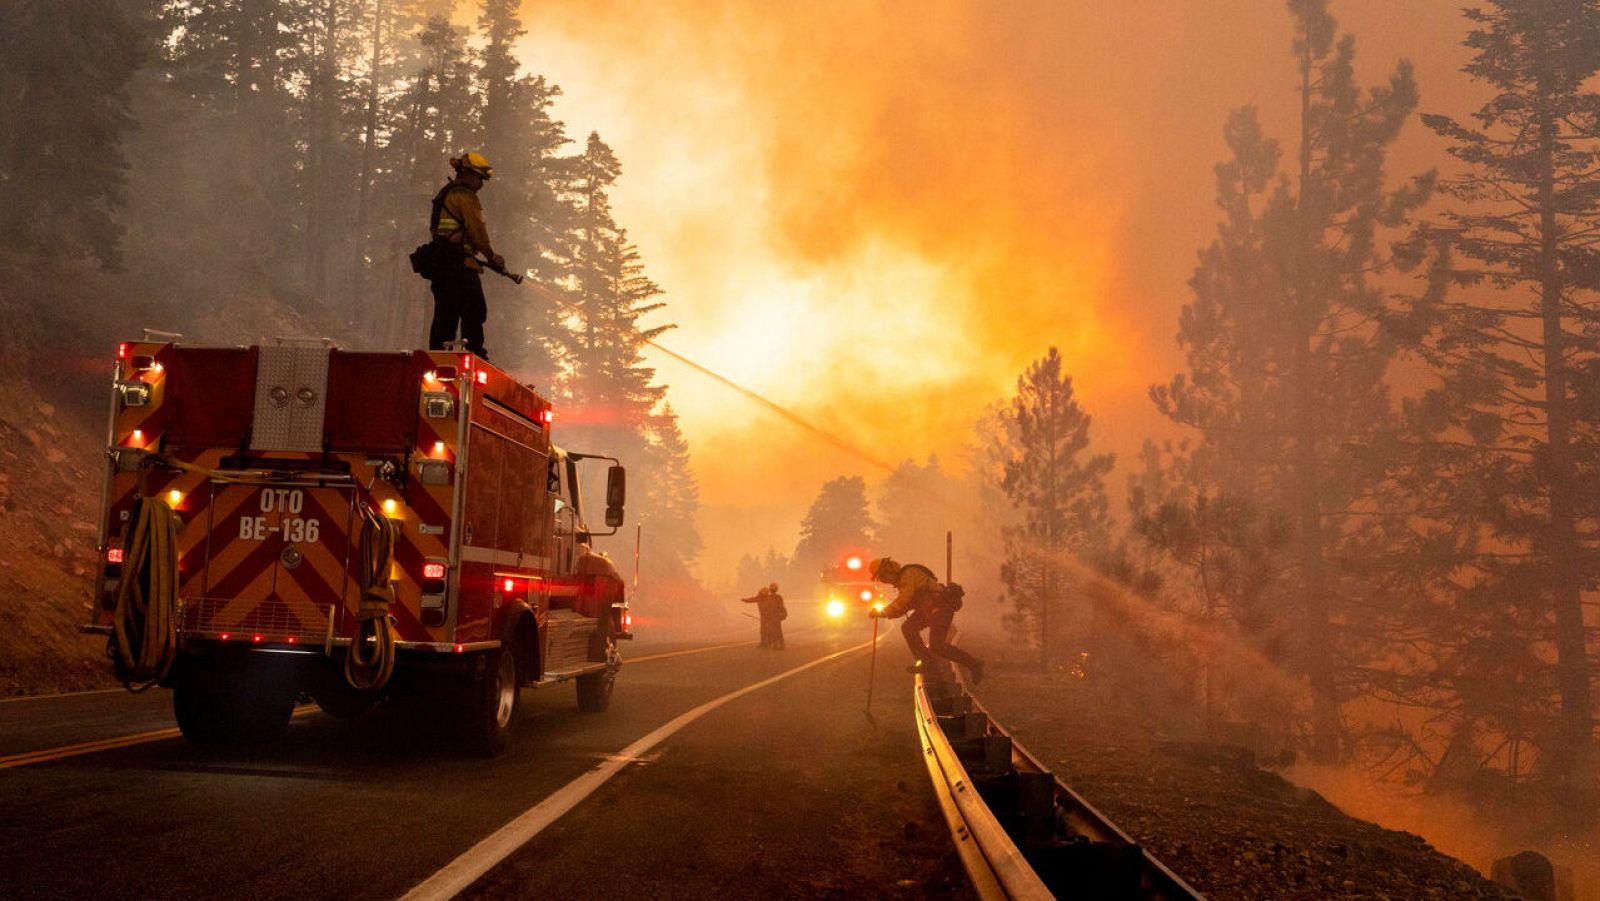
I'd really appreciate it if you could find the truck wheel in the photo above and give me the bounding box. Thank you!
[576,627,617,713]
[173,657,295,744]
[174,676,233,744]
[461,646,518,757]
[575,667,615,712]
[311,687,376,720]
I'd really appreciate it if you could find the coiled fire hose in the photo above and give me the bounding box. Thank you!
[345,501,398,691]
[111,496,180,691]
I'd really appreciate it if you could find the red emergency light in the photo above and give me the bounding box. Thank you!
[846,556,863,571]
[105,547,125,565]
[117,342,129,360]
[475,371,488,385]
[503,578,516,593]
[539,409,555,424]
[422,562,446,580]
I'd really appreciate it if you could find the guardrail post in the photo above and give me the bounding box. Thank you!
[1014,772,1056,844]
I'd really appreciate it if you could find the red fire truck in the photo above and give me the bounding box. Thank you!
[84,338,631,755]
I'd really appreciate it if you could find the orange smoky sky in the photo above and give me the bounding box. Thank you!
[514,1,1475,581]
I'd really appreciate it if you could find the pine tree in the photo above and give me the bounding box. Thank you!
[1129,440,1291,733]
[793,477,876,578]
[373,13,478,346]
[1151,0,1432,760]
[999,348,1113,668]
[470,0,574,383]
[1407,0,1600,803]
[158,0,310,294]
[299,0,363,307]
[638,408,703,594]
[0,0,146,269]
[876,456,963,568]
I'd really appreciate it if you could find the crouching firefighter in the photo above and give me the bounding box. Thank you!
[410,152,511,359]
[867,557,983,683]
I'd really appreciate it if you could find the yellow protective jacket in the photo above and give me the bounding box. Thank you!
[432,180,497,272]
[879,564,941,619]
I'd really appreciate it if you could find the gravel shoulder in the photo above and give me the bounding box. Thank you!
[972,667,1515,901]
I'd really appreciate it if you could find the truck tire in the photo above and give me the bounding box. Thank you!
[311,687,376,720]
[460,646,519,757]
[575,667,615,712]
[173,676,233,744]
[172,656,296,744]
[576,625,617,713]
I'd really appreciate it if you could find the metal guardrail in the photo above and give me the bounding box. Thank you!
[915,675,1207,901]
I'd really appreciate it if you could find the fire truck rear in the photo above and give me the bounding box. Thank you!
[84,339,632,755]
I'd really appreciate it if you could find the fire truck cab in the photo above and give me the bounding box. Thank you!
[86,339,631,755]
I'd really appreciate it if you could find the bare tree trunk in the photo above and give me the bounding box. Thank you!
[353,0,386,334]
[1294,33,1340,764]
[1532,58,1594,800]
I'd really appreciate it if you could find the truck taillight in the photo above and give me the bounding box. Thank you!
[621,609,633,630]
[419,557,449,624]
[539,409,555,424]
[105,547,125,565]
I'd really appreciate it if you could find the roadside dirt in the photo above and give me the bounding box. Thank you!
[972,664,1516,901]
[0,385,115,697]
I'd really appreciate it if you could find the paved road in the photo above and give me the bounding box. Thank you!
[0,630,972,900]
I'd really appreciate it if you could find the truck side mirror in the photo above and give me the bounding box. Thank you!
[605,465,626,528]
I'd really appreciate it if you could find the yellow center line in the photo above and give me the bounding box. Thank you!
[0,706,317,771]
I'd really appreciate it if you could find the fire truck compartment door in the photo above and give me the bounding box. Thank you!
[250,343,330,452]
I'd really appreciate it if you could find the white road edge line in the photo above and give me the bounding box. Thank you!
[397,639,871,901]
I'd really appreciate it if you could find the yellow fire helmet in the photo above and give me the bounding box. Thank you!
[450,151,493,179]
[867,557,899,582]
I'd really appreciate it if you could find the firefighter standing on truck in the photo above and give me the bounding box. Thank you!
[868,557,983,683]
[426,152,505,359]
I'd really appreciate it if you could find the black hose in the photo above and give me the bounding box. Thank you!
[111,496,180,691]
[345,502,397,691]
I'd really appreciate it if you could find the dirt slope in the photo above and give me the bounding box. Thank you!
[0,384,114,696]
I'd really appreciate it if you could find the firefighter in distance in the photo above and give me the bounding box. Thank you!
[423,152,508,359]
[740,582,788,649]
[868,557,983,683]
